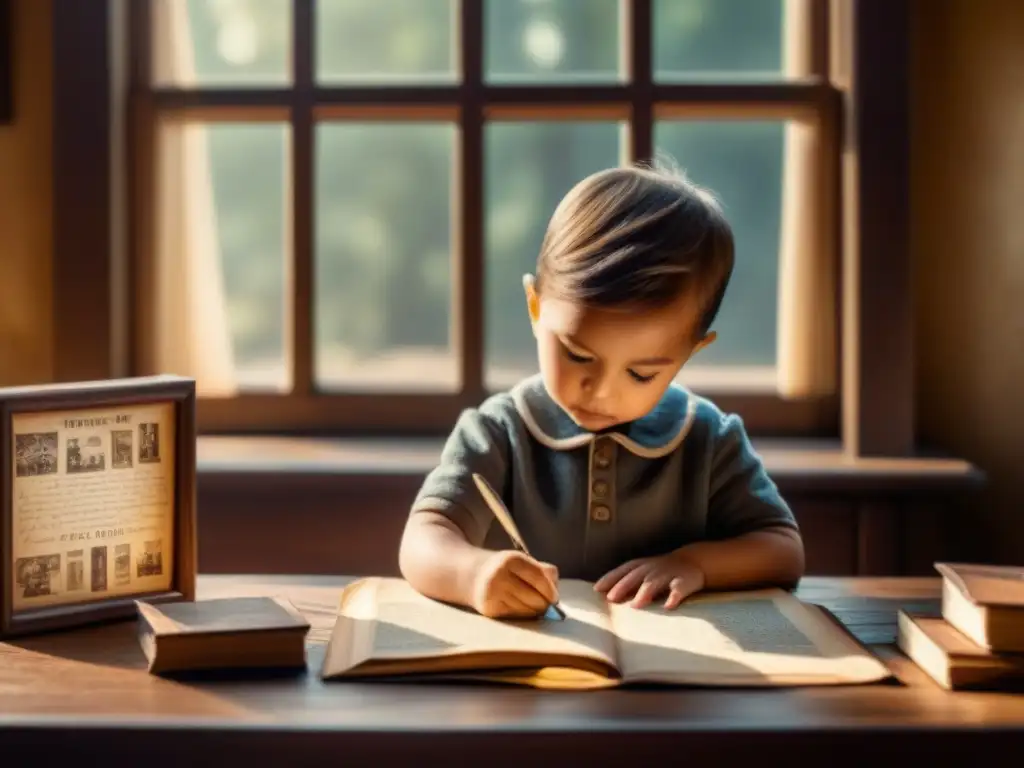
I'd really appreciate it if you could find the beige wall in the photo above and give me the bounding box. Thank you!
[913,0,1024,563]
[0,0,52,385]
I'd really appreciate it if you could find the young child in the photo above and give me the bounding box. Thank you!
[398,163,804,619]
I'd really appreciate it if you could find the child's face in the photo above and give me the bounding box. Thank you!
[525,278,715,431]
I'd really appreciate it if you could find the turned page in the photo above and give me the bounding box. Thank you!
[609,588,892,686]
[322,577,619,678]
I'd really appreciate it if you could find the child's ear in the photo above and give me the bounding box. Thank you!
[523,274,540,330]
[691,331,717,355]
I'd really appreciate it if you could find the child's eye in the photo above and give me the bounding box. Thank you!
[628,370,657,384]
[560,342,592,364]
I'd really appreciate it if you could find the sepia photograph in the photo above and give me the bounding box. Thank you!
[66,550,84,592]
[139,422,160,463]
[15,554,62,599]
[111,429,133,468]
[11,399,182,614]
[114,543,131,586]
[15,431,58,477]
[2,375,196,637]
[137,539,163,577]
[67,434,106,473]
[91,545,107,592]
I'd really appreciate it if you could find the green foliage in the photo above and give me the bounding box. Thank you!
[180,0,783,375]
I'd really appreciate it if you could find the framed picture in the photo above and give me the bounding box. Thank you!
[0,375,197,638]
[0,0,10,123]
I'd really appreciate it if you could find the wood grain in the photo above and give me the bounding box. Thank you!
[2,574,1024,763]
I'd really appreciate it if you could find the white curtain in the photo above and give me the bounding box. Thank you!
[150,0,238,397]
[776,0,838,398]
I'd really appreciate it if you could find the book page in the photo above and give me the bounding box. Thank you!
[10,402,176,614]
[610,588,891,686]
[322,577,619,679]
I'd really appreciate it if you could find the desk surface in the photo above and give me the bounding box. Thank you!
[3,575,1023,764]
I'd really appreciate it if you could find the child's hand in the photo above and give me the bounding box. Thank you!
[594,552,705,610]
[470,550,560,619]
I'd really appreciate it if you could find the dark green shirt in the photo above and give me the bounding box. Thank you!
[411,374,798,581]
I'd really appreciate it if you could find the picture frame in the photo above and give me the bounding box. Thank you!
[0,375,197,639]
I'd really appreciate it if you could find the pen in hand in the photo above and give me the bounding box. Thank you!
[471,473,566,621]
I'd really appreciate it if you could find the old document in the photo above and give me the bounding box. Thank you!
[11,402,176,613]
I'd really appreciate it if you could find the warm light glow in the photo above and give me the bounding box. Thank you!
[217,9,259,66]
[523,20,564,69]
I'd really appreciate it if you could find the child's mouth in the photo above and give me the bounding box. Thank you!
[572,407,615,427]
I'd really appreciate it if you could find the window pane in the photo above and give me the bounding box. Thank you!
[484,122,625,390]
[316,0,456,84]
[152,0,291,86]
[315,123,456,392]
[653,0,784,81]
[654,120,784,387]
[153,122,289,394]
[485,0,622,83]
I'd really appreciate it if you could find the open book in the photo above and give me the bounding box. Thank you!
[320,578,892,689]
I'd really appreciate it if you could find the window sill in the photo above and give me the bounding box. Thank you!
[196,435,983,494]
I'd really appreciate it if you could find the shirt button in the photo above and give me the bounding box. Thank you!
[592,480,609,498]
[592,505,611,522]
[594,446,611,468]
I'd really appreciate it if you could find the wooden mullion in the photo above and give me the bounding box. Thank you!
[128,0,154,378]
[653,102,821,120]
[809,0,830,79]
[0,0,9,121]
[152,105,291,122]
[314,104,460,121]
[483,104,631,121]
[128,0,152,86]
[149,81,833,109]
[151,100,835,123]
[836,0,913,457]
[153,97,826,122]
[458,0,485,401]
[628,0,653,163]
[291,0,314,396]
[52,0,115,382]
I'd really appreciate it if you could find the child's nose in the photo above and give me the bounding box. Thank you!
[582,372,614,403]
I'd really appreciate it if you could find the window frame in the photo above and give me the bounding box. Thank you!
[52,0,912,454]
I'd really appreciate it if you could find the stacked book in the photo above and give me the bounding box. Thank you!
[135,596,311,675]
[898,562,1024,690]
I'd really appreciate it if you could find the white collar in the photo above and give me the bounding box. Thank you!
[510,374,696,458]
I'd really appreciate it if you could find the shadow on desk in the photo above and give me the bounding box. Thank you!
[5,618,148,670]
[157,667,310,683]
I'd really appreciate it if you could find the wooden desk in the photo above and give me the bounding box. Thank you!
[2,576,1023,764]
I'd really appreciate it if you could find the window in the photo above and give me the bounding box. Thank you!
[131,0,839,437]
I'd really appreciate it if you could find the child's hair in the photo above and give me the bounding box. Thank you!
[533,162,734,336]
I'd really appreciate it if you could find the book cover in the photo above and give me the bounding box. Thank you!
[136,596,310,675]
